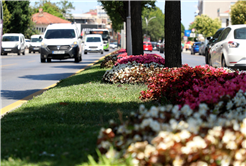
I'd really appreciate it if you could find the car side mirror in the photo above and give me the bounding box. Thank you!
[207,37,212,40]
[39,36,42,40]
[78,36,82,39]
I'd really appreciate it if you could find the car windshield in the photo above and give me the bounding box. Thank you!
[2,36,19,42]
[86,37,101,42]
[45,29,75,39]
[234,28,246,39]
[31,38,42,42]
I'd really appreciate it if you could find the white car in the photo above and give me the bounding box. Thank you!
[82,34,104,54]
[29,35,43,53]
[109,42,117,49]
[209,24,246,70]
[40,23,82,63]
[25,39,31,49]
[1,33,26,55]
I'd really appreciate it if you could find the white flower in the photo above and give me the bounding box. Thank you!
[226,100,234,110]
[235,149,246,160]
[159,106,166,112]
[139,104,145,112]
[140,118,153,129]
[101,141,111,149]
[221,156,231,166]
[179,130,191,140]
[181,104,193,116]
[193,136,207,149]
[173,157,184,166]
[105,128,112,134]
[149,120,160,132]
[172,105,179,114]
[181,146,191,154]
[241,140,246,148]
[133,135,141,141]
[149,106,159,118]
[226,141,237,150]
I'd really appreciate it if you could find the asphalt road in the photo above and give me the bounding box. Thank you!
[1,49,115,109]
[1,49,206,110]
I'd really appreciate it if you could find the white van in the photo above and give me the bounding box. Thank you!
[82,34,104,54]
[29,35,43,53]
[40,23,82,63]
[1,33,26,55]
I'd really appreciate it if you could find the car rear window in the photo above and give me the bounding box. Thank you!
[234,28,246,39]
[2,36,19,41]
[45,29,75,39]
[86,37,101,42]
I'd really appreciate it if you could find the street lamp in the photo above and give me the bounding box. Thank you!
[145,16,156,41]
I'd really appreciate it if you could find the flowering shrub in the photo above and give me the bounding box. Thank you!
[116,54,165,66]
[140,64,245,111]
[97,91,246,165]
[102,62,164,84]
[100,49,126,68]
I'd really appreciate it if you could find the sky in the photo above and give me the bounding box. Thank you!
[30,0,198,30]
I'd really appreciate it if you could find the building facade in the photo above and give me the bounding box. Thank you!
[197,0,237,27]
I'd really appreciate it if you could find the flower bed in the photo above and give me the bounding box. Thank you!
[140,64,245,111]
[100,49,127,68]
[102,54,165,84]
[97,93,246,165]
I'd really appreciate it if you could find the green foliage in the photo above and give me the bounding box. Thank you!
[142,6,164,42]
[181,23,185,40]
[230,0,246,25]
[4,1,33,35]
[191,14,221,37]
[98,1,156,31]
[79,147,133,166]
[2,1,11,34]
[56,0,75,19]
[33,0,65,19]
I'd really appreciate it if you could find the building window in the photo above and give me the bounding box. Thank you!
[226,19,229,27]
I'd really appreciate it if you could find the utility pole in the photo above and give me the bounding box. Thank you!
[145,16,156,41]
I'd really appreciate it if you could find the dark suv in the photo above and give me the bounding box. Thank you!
[205,28,225,64]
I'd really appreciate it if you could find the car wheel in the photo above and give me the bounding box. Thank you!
[84,51,87,54]
[47,58,51,62]
[205,50,209,64]
[101,51,104,54]
[22,50,25,55]
[29,51,31,53]
[41,58,46,63]
[222,56,227,67]
[79,54,82,61]
[3,53,7,55]
[17,51,21,55]
[160,49,163,53]
[75,56,79,63]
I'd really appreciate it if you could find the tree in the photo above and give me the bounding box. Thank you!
[131,1,143,55]
[98,0,156,55]
[2,1,11,34]
[230,0,246,25]
[56,0,75,19]
[33,0,65,20]
[142,7,165,42]
[4,1,33,35]
[165,1,182,68]
[191,14,221,37]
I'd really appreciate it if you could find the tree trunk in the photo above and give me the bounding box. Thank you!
[165,1,182,68]
[124,1,128,52]
[131,1,143,55]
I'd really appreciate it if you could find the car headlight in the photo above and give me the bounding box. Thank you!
[41,42,47,48]
[71,41,78,48]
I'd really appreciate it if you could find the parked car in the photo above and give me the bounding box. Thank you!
[209,24,246,70]
[151,42,158,51]
[1,33,26,55]
[143,42,153,52]
[109,42,117,49]
[25,39,31,49]
[191,42,202,55]
[204,27,225,64]
[198,39,208,55]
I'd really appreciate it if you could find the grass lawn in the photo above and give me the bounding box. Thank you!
[1,60,155,166]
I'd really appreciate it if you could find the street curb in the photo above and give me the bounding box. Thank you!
[1,51,113,117]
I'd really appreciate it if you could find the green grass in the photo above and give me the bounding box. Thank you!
[1,60,154,166]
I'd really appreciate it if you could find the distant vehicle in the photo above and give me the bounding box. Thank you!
[109,42,117,49]
[82,34,104,54]
[143,41,153,52]
[40,23,82,63]
[1,33,26,55]
[159,40,165,53]
[29,35,43,53]
[198,39,208,56]
[151,42,158,50]
[191,42,202,55]
[204,27,225,64]
[209,24,246,70]
[25,39,31,49]
[83,29,110,51]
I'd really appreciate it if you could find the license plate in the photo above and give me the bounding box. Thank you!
[4,49,11,51]
[145,48,148,50]
[34,48,39,50]
[52,51,65,54]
